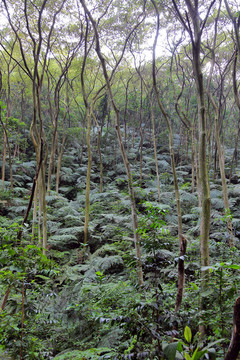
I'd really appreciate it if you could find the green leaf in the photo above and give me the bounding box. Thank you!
[11,325,20,331]
[162,342,178,360]
[184,353,191,360]
[202,339,224,351]
[35,275,50,280]
[184,326,192,343]
[201,266,213,271]
[177,341,184,352]
[228,264,240,269]
[206,348,216,359]
[192,348,207,360]
[189,282,198,290]
[201,289,214,297]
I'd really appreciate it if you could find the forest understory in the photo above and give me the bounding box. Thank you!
[1,0,240,359]
[1,132,240,360]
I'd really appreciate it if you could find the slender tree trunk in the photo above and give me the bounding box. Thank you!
[38,175,43,245]
[93,112,103,193]
[32,184,38,239]
[139,79,144,187]
[84,110,92,244]
[172,0,214,324]
[80,0,144,284]
[47,123,57,195]
[213,106,233,246]
[191,127,195,193]
[230,115,240,181]
[0,118,13,191]
[1,132,7,190]
[123,77,132,146]
[151,0,184,311]
[186,0,212,334]
[150,97,161,202]
[0,54,14,191]
[97,129,103,193]
[41,165,47,254]
[56,110,67,194]
[195,138,201,207]
[206,0,233,246]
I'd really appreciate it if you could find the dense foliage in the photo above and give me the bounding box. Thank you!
[1,0,240,359]
[1,137,240,359]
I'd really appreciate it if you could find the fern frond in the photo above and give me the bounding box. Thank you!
[182,213,199,222]
[57,226,84,236]
[47,220,62,233]
[48,234,79,250]
[165,213,178,225]
[84,255,124,282]
[158,159,171,171]
[55,205,80,218]
[211,198,224,210]
[161,192,174,203]
[91,244,121,258]
[210,188,222,198]
[13,186,29,196]
[229,185,240,197]
[180,190,198,205]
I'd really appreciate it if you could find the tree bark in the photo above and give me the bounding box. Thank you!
[205,0,233,246]
[84,110,92,244]
[80,0,144,284]
[151,0,184,311]
[224,297,240,360]
[171,0,215,328]
[150,97,161,202]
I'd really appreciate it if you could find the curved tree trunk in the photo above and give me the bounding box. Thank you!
[80,0,144,284]
[151,0,184,311]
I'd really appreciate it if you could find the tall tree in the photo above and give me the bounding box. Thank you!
[224,0,240,178]
[151,0,184,312]
[205,0,234,246]
[79,0,146,285]
[2,0,68,253]
[171,0,215,329]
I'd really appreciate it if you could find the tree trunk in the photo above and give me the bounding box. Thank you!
[56,115,66,194]
[84,110,92,244]
[172,0,213,329]
[150,97,161,202]
[224,297,240,360]
[80,0,144,284]
[191,127,195,193]
[93,112,103,193]
[214,110,234,246]
[151,0,184,311]
[206,0,233,247]
[47,123,57,195]
[229,115,240,181]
